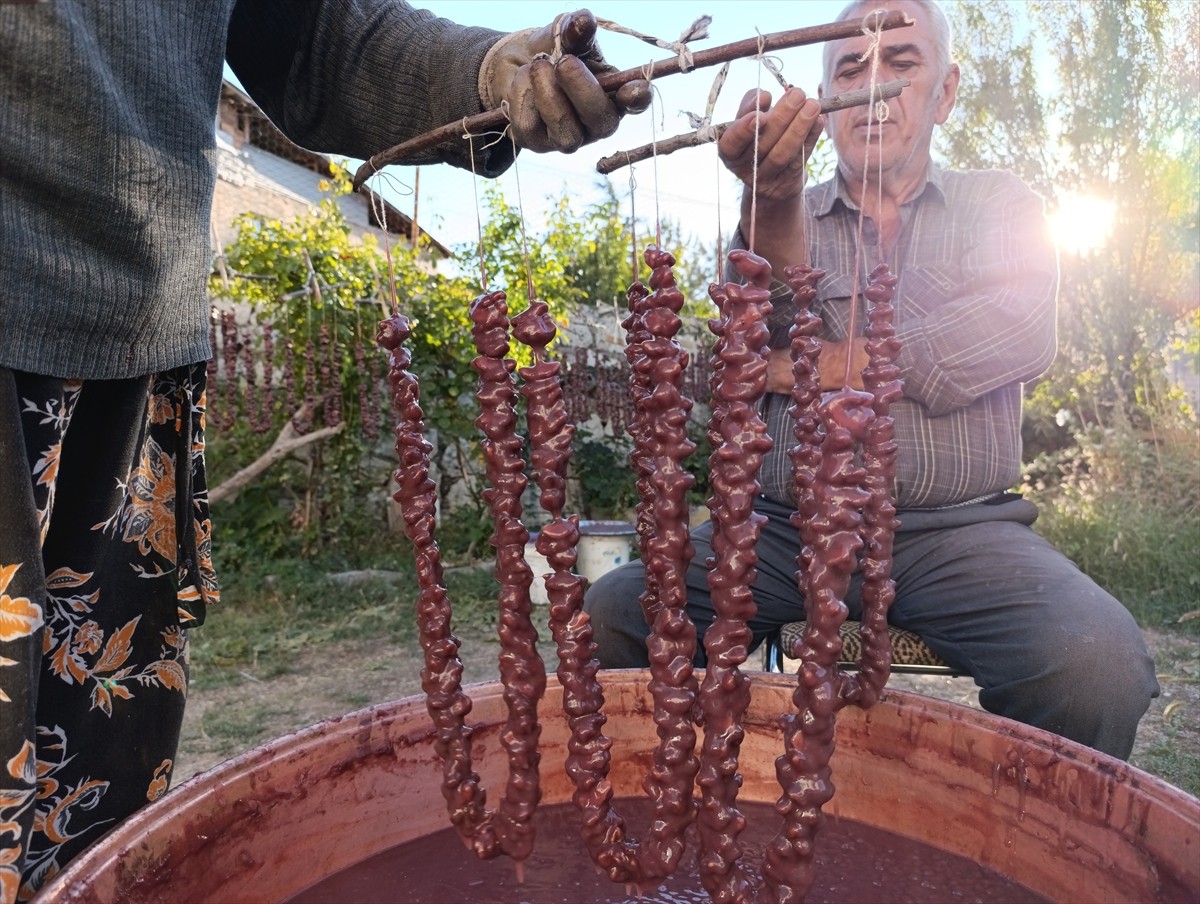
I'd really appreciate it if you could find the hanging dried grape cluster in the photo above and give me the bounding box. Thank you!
[240,321,264,433]
[206,304,387,440]
[320,323,343,428]
[259,323,276,431]
[355,338,381,440]
[219,309,239,432]
[282,334,298,418]
[556,346,711,437]
[294,337,318,433]
[562,348,591,426]
[206,319,219,428]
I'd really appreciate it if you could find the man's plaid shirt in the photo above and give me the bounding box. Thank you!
[745,164,1058,511]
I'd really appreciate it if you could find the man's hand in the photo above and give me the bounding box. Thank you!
[719,87,823,273]
[479,9,651,154]
[718,87,823,206]
[765,339,870,395]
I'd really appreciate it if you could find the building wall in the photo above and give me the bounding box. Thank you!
[210,86,441,268]
[211,131,424,253]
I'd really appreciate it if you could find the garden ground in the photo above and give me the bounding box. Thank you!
[176,620,1199,796]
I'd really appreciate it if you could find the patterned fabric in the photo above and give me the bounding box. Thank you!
[775,620,954,671]
[0,364,217,902]
[747,165,1059,510]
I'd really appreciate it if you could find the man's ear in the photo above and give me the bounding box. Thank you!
[935,62,960,124]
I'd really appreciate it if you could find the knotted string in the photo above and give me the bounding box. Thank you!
[596,15,711,72]
[684,61,729,145]
[363,166,400,317]
[760,54,792,91]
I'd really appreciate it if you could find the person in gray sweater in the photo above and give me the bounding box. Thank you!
[0,2,646,898]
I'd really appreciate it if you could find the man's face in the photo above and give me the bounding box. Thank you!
[821,1,959,185]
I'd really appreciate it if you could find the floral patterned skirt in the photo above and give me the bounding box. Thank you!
[0,364,219,902]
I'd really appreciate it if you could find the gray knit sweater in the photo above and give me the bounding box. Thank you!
[0,0,507,380]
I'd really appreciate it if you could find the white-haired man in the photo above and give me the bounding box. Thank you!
[584,0,1158,761]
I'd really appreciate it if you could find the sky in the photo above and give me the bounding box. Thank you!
[364,1,852,252]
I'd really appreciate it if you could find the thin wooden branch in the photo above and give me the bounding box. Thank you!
[209,406,345,505]
[350,10,912,189]
[280,280,353,302]
[595,78,910,175]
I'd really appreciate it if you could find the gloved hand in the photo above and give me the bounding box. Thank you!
[478,9,651,153]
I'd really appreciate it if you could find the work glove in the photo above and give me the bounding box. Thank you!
[478,9,651,153]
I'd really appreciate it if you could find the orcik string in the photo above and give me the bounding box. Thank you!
[747,30,767,255]
[464,114,521,294]
[843,8,888,389]
[365,166,401,317]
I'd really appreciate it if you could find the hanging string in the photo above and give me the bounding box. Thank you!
[747,30,767,254]
[461,109,513,293]
[364,167,400,317]
[874,101,889,266]
[628,160,639,282]
[842,9,887,389]
[465,118,490,292]
[509,131,537,305]
[679,61,730,283]
[642,60,663,249]
[715,145,723,285]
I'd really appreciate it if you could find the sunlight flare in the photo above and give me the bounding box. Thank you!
[1048,193,1116,257]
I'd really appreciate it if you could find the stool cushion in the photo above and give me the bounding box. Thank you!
[778,620,951,669]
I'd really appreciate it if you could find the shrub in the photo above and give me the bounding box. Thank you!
[1023,415,1200,629]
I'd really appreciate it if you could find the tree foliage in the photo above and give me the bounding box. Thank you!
[943,0,1199,435]
[207,166,717,558]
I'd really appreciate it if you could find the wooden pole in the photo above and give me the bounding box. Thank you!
[595,79,909,175]
[351,10,912,189]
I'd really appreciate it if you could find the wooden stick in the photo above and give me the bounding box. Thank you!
[351,10,912,189]
[209,406,345,505]
[595,79,910,175]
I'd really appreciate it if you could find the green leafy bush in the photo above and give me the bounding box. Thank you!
[1024,416,1200,629]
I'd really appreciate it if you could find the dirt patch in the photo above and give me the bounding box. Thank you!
[177,626,1199,791]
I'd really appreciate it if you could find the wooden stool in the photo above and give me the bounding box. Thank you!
[762,620,963,675]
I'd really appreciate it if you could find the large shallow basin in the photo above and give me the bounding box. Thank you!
[35,671,1199,902]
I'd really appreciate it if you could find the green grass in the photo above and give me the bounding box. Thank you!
[190,554,502,683]
[1025,420,1200,631]
[1034,503,1200,629]
[197,699,302,756]
[1130,634,1200,797]
[1134,734,1200,798]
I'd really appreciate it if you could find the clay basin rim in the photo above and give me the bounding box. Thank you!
[36,672,1200,903]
